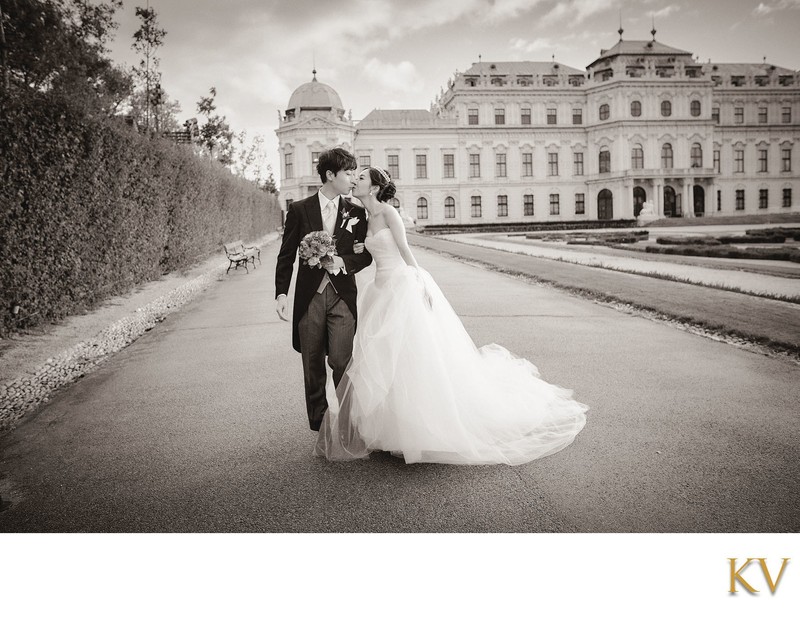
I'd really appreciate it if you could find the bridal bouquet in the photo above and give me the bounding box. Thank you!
[299,231,337,268]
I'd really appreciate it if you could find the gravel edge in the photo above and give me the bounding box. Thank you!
[0,233,279,435]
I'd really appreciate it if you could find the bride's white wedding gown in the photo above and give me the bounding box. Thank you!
[315,227,588,465]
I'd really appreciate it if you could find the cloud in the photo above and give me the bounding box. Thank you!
[650,4,680,18]
[538,0,618,27]
[753,0,800,15]
[362,58,423,93]
[484,0,549,22]
[510,37,555,54]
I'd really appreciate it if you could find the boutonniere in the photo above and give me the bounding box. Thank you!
[340,208,360,234]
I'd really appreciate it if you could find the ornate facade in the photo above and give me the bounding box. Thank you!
[276,35,800,225]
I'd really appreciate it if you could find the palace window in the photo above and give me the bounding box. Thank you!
[521,107,531,125]
[548,152,559,176]
[690,100,701,117]
[575,193,585,215]
[735,107,744,124]
[759,189,768,209]
[417,197,428,219]
[284,153,293,178]
[599,104,610,121]
[631,100,642,117]
[735,149,744,173]
[495,108,506,125]
[443,153,455,178]
[522,152,533,177]
[444,196,456,218]
[783,188,792,208]
[469,153,481,177]
[572,108,583,124]
[782,106,792,123]
[714,149,720,174]
[523,194,534,216]
[661,101,672,117]
[573,152,584,176]
[783,148,792,172]
[661,143,673,169]
[496,153,507,177]
[388,154,400,178]
[599,147,611,173]
[549,194,560,215]
[471,195,482,217]
[736,189,745,210]
[468,108,479,125]
[712,107,720,123]
[631,145,644,169]
[311,151,320,175]
[416,154,427,178]
[547,108,557,124]
[358,155,371,168]
[759,107,768,123]
[758,149,768,172]
[497,195,508,217]
[691,143,703,168]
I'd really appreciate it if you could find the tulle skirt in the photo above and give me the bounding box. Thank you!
[315,265,588,465]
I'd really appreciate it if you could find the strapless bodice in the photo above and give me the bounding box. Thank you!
[365,228,405,283]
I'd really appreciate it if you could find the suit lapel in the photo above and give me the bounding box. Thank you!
[305,195,323,232]
[333,200,345,234]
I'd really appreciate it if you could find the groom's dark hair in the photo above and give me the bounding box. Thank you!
[317,147,357,184]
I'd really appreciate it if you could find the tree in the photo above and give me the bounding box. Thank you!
[196,86,234,166]
[131,4,166,131]
[125,82,182,132]
[0,0,132,110]
[0,0,131,113]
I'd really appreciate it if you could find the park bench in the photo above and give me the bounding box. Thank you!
[223,240,261,274]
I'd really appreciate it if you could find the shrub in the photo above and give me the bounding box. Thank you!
[717,235,785,244]
[656,236,722,246]
[645,244,800,262]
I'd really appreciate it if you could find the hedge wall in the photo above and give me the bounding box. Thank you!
[0,89,281,336]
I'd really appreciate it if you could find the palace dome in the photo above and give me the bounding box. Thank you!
[287,72,343,111]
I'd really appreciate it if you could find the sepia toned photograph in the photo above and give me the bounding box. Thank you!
[1,0,798,615]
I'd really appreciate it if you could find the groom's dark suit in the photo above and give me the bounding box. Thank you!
[275,193,372,430]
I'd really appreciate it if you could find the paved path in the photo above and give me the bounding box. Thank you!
[1,239,798,532]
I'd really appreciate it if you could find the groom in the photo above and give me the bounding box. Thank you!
[275,147,372,431]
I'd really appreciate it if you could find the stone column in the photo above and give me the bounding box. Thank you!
[654,181,663,216]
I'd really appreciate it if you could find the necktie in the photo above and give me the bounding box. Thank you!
[323,200,335,235]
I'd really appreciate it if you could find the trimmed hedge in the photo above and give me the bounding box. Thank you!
[656,236,723,246]
[748,227,800,241]
[645,244,800,263]
[0,89,281,336]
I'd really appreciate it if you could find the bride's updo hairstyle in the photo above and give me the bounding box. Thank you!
[367,166,397,202]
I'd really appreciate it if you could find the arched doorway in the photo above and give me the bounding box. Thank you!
[664,186,677,217]
[693,185,705,217]
[598,189,613,220]
[633,186,646,217]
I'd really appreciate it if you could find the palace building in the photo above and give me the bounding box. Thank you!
[276,32,799,226]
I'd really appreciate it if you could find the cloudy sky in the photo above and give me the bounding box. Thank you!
[104,0,800,184]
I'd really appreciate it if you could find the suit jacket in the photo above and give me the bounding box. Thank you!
[275,194,372,352]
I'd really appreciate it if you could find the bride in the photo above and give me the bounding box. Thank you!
[315,166,588,465]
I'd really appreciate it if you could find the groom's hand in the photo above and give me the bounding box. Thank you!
[276,294,289,321]
[324,256,345,274]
